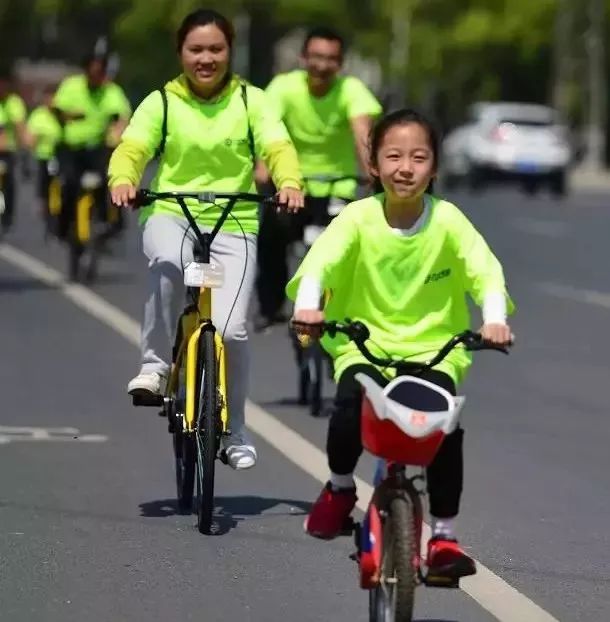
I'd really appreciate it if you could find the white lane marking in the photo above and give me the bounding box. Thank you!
[0,242,560,622]
[0,425,107,444]
[511,217,569,239]
[540,281,610,310]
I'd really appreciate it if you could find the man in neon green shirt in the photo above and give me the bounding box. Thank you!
[255,26,382,330]
[27,84,63,230]
[53,54,131,242]
[0,70,29,233]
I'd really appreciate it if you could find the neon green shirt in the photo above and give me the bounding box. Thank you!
[27,105,62,161]
[266,70,382,198]
[0,94,27,152]
[53,74,131,148]
[108,74,302,234]
[286,194,514,385]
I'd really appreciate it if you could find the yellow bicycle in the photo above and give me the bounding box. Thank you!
[69,169,123,282]
[45,157,62,236]
[131,188,276,534]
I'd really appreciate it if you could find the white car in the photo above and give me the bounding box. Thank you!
[442,102,572,195]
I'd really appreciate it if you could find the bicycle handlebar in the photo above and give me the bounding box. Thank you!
[134,189,281,262]
[135,188,278,208]
[302,320,509,373]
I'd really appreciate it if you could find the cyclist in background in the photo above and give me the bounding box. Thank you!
[290,109,514,579]
[0,69,29,233]
[27,83,62,231]
[254,27,382,331]
[53,53,131,244]
[109,9,303,470]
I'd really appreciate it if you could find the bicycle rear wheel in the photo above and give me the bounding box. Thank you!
[369,496,416,622]
[195,328,219,534]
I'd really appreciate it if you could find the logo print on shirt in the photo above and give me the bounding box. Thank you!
[224,138,249,147]
[424,268,451,285]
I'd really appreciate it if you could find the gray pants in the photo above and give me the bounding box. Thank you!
[141,214,257,446]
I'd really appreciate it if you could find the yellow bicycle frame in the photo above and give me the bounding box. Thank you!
[76,191,94,243]
[48,177,62,217]
[166,285,228,434]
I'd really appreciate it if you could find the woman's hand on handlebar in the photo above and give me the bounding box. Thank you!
[480,323,514,347]
[292,309,325,338]
[111,183,137,208]
[277,186,304,213]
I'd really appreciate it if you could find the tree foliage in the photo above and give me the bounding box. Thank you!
[1,0,607,130]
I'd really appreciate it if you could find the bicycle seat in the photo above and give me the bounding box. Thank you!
[80,171,103,190]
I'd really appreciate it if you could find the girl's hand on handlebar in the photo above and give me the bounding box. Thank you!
[111,184,137,208]
[292,309,325,338]
[277,186,305,213]
[480,323,514,347]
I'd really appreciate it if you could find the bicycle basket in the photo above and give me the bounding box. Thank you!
[356,374,465,466]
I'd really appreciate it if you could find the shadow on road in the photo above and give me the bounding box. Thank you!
[139,495,312,535]
[0,277,54,293]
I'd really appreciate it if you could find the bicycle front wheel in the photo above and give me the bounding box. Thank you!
[369,496,416,622]
[196,328,219,534]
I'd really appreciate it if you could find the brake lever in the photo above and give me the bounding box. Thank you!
[464,333,510,354]
[134,189,154,209]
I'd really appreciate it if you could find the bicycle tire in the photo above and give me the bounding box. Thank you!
[196,328,218,534]
[68,239,82,282]
[369,496,416,622]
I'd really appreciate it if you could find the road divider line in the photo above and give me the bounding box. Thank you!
[539,281,610,310]
[0,242,560,622]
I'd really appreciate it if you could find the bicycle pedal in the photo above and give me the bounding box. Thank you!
[219,449,228,465]
[130,391,164,408]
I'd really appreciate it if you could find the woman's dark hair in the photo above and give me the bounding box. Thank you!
[177,9,235,52]
[302,26,346,57]
[369,108,440,194]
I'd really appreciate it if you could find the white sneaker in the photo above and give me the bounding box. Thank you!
[127,372,165,396]
[225,445,257,470]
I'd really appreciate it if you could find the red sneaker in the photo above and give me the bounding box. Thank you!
[426,536,477,580]
[304,482,357,539]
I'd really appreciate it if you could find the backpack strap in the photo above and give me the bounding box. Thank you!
[240,81,256,164]
[154,87,168,159]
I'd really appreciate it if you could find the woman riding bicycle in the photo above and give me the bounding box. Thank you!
[109,9,304,470]
[290,109,514,579]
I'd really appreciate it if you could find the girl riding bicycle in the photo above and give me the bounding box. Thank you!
[109,9,304,470]
[289,108,514,579]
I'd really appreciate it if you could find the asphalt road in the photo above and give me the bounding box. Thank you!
[1,181,609,622]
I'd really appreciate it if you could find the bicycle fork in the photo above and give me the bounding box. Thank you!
[351,465,430,589]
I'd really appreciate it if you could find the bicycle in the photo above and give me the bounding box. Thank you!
[130,188,278,534]
[54,114,121,282]
[0,156,7,223]
[311,319,509,622]
[44,157,62,240]
[292,174,370,417]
